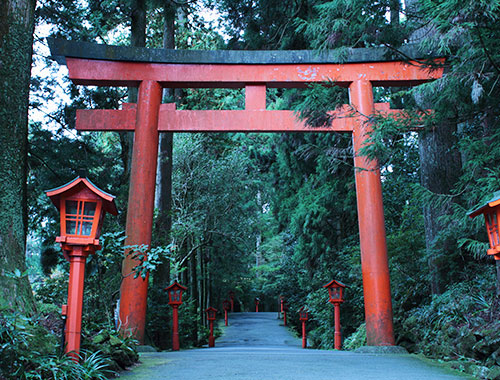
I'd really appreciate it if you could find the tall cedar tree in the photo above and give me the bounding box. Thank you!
[0,0,37,314]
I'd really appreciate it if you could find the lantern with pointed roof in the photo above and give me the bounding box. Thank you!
[468,191,500,260]
[323,280,347,304]
[299,306,309,322]
[222,299,231,311]
[46,177,118,247]
[205,307,217,321]
[165,281,187,306]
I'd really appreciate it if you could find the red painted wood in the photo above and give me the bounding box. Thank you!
[302,320,307,349]
[350,79,395,346]
[172,306,180,351]
[209,320,215,347]
[64,246,91,360]
[66,58,445,88]
[76,103,402,133]
[119,81,162,344]
[245,84,266,110]
[334,303,342,350]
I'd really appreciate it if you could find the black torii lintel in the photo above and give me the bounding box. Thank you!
[48,38,436,66]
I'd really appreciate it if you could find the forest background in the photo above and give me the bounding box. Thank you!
[1,0,500,379]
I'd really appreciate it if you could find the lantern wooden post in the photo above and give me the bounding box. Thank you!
[62,245,92,359]
[165,281,187,351]
[299,306,309,349]
[46,177,117,360]
[255,297,260,313]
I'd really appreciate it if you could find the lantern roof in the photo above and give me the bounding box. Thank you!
[165,281,187,292]
[323,279,347,289]
[46,177,118,215]
[468,191,500,218]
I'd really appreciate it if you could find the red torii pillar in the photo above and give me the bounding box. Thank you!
[61,53,443,346]
[350,79,394,345]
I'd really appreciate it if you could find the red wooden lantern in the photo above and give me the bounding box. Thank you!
[165,281,187,351]
[46,177,117,360]
[47,177,118,247]
[205,307,218,347]
[165,281,187,306]
[469,191,500,260]
[206,306,217,321]
[299,306,309,322]
[255,297,260,312]
[323,279,347,350]
[323,279,346,304]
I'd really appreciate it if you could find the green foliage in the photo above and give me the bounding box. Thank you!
[295,0,406,50]
[0,305,117,379]
[126,244,176,280]
[401,275,500,377]
[343,323,366,350]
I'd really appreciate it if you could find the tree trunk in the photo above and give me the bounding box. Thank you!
[418,122,462,295]
[120,0,147,189]
[153,2,178,287]
[390,0,400,25]
[190,243,199,344]
[0,0,37,315]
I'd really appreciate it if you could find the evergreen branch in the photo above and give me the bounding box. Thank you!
[475,26,500,75]
[27,148,61,178]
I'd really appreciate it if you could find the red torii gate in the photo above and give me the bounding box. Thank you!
[49,39,444,347]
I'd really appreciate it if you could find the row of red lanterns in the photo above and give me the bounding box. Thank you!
[281,279,347,349]
[45,176,498,360]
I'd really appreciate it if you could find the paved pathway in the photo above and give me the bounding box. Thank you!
[119,312,473,380]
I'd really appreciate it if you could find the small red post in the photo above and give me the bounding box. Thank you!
[302,321,307,348]
[64,245,91,360]
[165,281,187,351]
[223,299,230,326]
[299,306,309,349]
[255,297,260,313]
[334,303,341,350]
[206,307,217,348]
[209,320,215,347]
[172,305,180,351]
